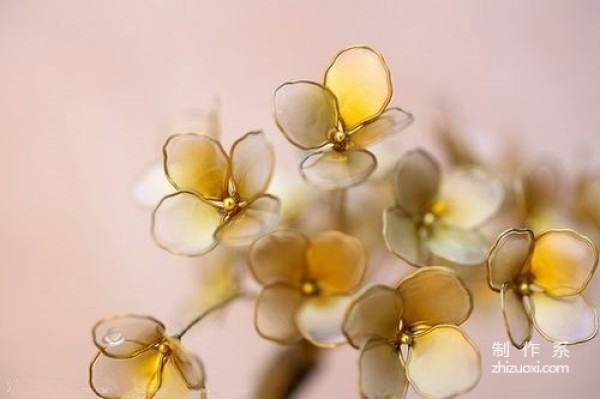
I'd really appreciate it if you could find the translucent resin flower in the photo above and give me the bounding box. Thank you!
[383,149,504,266]
[342,267,480,399]
[152,131,281,256]
[486,228,599,348]
[273,46,414,189]
[89,315,205,399]
[249,230,366,347]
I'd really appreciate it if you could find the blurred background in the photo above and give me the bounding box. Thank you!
[1,0,599,398]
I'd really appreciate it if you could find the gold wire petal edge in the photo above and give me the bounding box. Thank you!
[485,228,535,293]
[500,282,533,350]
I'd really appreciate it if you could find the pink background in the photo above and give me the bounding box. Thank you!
[1,1,599,398]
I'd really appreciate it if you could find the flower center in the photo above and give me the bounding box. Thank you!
[328,128,349,152]
[515,275,533,296]
[393,330,413,351]
[301,280,320,296]
[158,341,172,356]
[222,196,238,211]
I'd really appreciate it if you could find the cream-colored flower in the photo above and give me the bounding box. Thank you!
[342,267,480,399]
[273,46,413,189]
[486,228,599,348]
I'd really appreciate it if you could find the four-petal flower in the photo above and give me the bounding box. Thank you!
[273,46,414,189]
[152,131,281,256]
[342,267,481,399]
[486,228,599,348]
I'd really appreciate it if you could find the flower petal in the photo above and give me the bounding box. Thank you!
[152,192,221,256]
[300,149,377,189]
[215,195,281,246]
[230,131,274,200]
[530,292,598,344]
[393,150,440,216]
[248,230,308,286]
[324,46,392,129]
[296,296,352,347]
[486,229,535,292]
[406,325,481,399]
[89,349,161,399]
[530,230,598,296]
[426,224,488,265]
[172,344,205,390]
[440,168,504,229]
[342,285,403,348]
[350,108,414,149]
[163,134,229,200]
[500,283,532,349]
[397,267,472,328]
[254,283,304,344]
[273,81,337,150]
[358,339,408,399]
[93,315,166,358]
[306,231,366,294]
[515,161,560,215]
[382,206,430,267]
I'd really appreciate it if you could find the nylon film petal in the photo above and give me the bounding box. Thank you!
[300,149,377,189]
[393,150,440,216]
[254,283,304,344]
[500,283,532,349]
[296,295,352,348]
[382,206,430,267]
[350,108,413,149]
[358,339,408,399]
[425,224,487,266]
[93,315,166,358]
[230,131,274,200]
[486,229,535,292]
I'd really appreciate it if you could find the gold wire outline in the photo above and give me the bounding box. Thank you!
[356,337,409,399]
[349,107,414,150]
[500,282,533,350]
[382,206,433,268]
[485,228,535,293]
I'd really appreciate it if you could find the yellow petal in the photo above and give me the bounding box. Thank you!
[230,131,274,200]
[248,230,308,286]
[382,206,431,267]
[350,108,414,149]
[296,295,351,347]
[406,326,481,399]
[439,168,504,229]
[393,149,440,216]
[273,81,337,150]
[92,315,166,358]
[397,267,472,328]
[152,192,221,256]
[306,231,366,294]
[500,283,532,349]
[359,339,408,399]
[530,230,598,296]
[215,194,281,246]
[254,283,304,344]
[324,46,392,129]
[530,292,598,344]
[486,229,535,292]
[425,224,487,266]
[342,285,403,349]
[172,344,205,390]
[163,133,229,200]
[151,359,200,399]
[300,149,377,189]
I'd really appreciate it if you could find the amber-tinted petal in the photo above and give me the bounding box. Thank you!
[230,131,274,200]
[359,339,408,399]
[426,224,488,266]
[398,267,472,328]
[152,361,200,399]
[152,192,221,256]
[515,161,560,214]
[486,229,535,292]
[406,326,481,399]
[393,150,440,216]
[93,315,165,358]
[254,283,304,344]
[350,108,414,149]
[342,285,403,349]
[89,349,162,399]
[530,292,598,344]
[296,295,351,348]
[216,195,281,246]
[248,230,308,286]
[172,344,205,390]
[163,134,229,200]
[382,206,430,267]
[300,149,377,189]
[530,230,598,296]
[306,231,366,294]
[500,283,532,349]
[440,168,504,229]
[324,46,392,129]
[273,81,337,150]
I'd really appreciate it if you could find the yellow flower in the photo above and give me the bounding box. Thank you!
[342,267,480,399]
[89,315,206,399]
[383,149,504,266]
[249,230,366,347]
[486,228,599,348]
[273,46,413,189]
[152,131,281,256]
